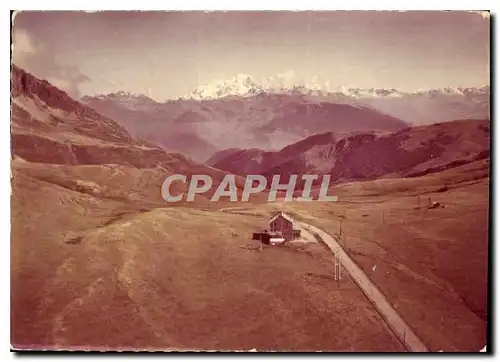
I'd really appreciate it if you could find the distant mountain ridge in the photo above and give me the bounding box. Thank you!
[79,68,489,163]
[181,73,489,101]
[208,119,490,186]
[82,76,489,162]
[82,92,409,162]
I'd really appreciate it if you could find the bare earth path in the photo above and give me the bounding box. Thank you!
[295,219,429,352]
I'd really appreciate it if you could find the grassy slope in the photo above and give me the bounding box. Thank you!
[255,159,489,352]
[11,164,403,351]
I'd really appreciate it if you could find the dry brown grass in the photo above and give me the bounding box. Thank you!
[249,159,489,352]
[11,157,489,351]
[11,162,404,351]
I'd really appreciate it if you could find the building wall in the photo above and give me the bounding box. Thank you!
[270,215,294,241]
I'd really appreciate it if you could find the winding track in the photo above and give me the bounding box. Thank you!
[295,219,429,352]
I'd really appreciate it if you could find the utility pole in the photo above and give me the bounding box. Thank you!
[333,249,341,281]
[338,251,342,280]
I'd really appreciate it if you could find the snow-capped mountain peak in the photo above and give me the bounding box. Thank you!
[81,90,158,111]
[189,74,265,100]
[83,74,489,103]
[335,88,404,98]
[183,73,436,100]
[102,91,155,101]
[183,73,489,101]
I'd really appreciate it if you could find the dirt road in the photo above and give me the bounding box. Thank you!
[296,220,429,352]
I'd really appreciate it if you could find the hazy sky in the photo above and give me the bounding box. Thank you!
[12,11,490,101]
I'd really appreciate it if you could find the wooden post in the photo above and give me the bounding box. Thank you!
[339,252,342,280]
[339,218,343,237]
[333,255,336,280]
[333,249,341,281]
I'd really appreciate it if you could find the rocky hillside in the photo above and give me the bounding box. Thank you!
[10,65,247,203]
[11,65,173,168]
[209,119,490,186]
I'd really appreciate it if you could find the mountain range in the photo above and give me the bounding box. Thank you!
[82,92,409,162]
[82,74,489,162]
[207,119,490,187]
[181,73,489,102]
[10,65,491,351]
[12,65,490,193]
